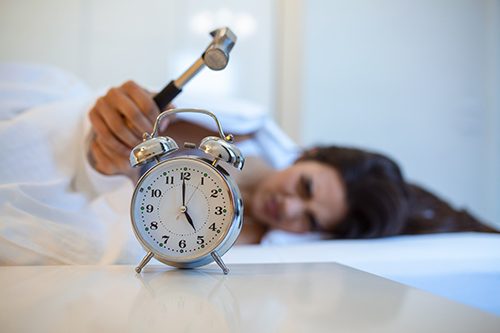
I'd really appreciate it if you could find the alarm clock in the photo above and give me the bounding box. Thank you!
[129,108,244,274]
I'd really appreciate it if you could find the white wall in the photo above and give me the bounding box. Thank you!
[0,0,275,110]
[486,0,500,228]
[1,0,498,226]
[294,0,499,226]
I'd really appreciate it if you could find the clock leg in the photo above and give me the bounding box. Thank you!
[211,251,229,275]
[135,251,154,273]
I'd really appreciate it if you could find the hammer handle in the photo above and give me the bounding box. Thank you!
[154,80,182,111]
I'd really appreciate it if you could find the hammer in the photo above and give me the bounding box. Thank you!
[153,27,237,111]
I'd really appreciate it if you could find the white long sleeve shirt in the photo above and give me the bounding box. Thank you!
[0,63,299,265]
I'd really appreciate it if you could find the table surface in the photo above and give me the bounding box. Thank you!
[1,263,498,333]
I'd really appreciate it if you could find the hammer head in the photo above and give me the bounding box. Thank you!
[202,27,237,71]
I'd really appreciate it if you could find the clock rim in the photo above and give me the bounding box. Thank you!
[130,156,243,268]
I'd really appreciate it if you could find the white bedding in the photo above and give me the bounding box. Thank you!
[1,63,499,317]
[0,63,297,265]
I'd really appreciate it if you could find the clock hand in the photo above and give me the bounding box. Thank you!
[184,211,196,231]
[186,184,200,206]
[182,179,186,206]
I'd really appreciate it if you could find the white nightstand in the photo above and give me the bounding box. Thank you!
[1,263,498,332]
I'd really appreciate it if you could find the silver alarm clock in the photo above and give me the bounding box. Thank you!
[129,108,244,274]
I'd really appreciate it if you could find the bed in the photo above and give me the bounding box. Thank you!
[1,63,499,317]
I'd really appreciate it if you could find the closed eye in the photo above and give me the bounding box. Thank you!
[300,175,313,199]
[300,175,319,231]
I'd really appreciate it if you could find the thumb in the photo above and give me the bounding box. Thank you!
[159,117,171,133]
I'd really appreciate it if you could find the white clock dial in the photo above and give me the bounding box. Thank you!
[131,157,237,262]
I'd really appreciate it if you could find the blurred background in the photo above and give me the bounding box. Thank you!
[0,0,499,227]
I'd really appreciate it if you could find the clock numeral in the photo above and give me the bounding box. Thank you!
[214,206,223,215]
[162,235,169,244]
[179,239,186,248]
[151,189,162,197]
[210,189,218,198]
[180,172,191,181]
[165,176,174,184]
[146,204,154,213]
[209,223,216,231]
[197,236,205,245]
[201,177,204,185]
[150,221,158,230]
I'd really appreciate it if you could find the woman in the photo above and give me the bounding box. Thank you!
[88,81,498,244]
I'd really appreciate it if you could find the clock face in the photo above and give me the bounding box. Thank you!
[131,157,238,263]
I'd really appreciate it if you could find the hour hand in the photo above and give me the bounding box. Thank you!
[184,211,196,231]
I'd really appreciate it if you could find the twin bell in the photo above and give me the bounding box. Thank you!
[129,108,244,171]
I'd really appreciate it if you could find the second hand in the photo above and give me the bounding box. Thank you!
[185,183,200,206]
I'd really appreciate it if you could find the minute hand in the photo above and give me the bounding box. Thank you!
[182,179,186,206]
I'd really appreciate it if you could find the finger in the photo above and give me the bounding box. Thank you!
[124,118,143,138]
[88,97,118,138]
[95,130,130,157]
[88,101,107,138]
[122,81,159,124]
[159,117,171,132]
[95,136,131,171]
[156,103,177,134]
[90,139,116,175]
[97,96,140,148]
[108,87,153,134]
[89,108,131,156]
[92,139,131,175]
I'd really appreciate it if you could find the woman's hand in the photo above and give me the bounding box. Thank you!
[88,80,160,178]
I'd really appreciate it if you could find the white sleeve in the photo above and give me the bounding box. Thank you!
[0,63,143,265]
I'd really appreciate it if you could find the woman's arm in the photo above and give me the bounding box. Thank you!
[160,119,252,149]
[88,80,252,180]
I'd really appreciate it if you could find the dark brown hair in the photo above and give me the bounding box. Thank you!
[299,146,498,238]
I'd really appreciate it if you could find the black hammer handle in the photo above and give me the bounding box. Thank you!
[153,80,182,111]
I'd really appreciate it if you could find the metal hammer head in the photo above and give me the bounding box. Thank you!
[202,27,237,71]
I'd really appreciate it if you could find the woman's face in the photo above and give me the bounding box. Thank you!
[250,161,348,233]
